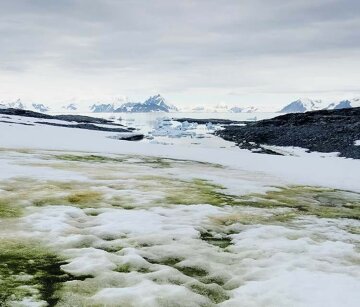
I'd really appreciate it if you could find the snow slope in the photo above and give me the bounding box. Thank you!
[0,117,359,306]
[0,115,359,192]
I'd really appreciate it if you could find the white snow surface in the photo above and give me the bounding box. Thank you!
[0,116,359,192]
[0,115,360,306]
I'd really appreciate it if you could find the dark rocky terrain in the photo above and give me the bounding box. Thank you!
[0,108,121,125]
[215,107,360,159]
[0,108,144,140]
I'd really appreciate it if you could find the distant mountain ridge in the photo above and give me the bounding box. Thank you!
[0,95,177,113]
[327,98,360,110]
[90,103,117,113]
[279,98,360,113]
[114,95,178,113]
[0,99,50,113]
[230,106,259,113]
[2,96,360,114]
[181,104,258,113]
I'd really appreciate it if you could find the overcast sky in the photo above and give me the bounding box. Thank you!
[0,0,359,108]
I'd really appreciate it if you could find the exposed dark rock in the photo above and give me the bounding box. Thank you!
[0,108,123,126]
[215,107,360,159]
[0,108,143,140]
[0,120,34,126]
[110,134,144,141]
[35,122,130,133]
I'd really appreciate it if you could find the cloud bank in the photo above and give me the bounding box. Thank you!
[0,0,359,107]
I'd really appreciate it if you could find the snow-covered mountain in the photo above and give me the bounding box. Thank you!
[0,99,50,113]
[90,103,116,113]
[190,106,206,112]
[327,98,360,110]
[279,98,360,113]
[179,104,259,113]
[3,96,359,115]
[62,103,79,111]
[279,98,326,113]
[115,95,178,113]
[229,106,243,113]
[0,95,177,114]
[8,99,26,110]
[213,103,229,112]
[31,103,50,112]
[230,106,259,113]
[89,97,132,113]
[114,102,138,112]
[59,102,91,113]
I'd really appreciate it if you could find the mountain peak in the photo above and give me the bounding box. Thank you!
[279,97,360,113]
[144,94,166,106]
[114,94,177,113]
[279,98,325,113]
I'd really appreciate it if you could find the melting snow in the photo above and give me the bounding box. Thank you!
[0,149,359,306]
[0,117,360,306]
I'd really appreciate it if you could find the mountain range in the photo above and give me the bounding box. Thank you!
[181,104,258,113]
[279,98,360,113]
[114,95,178,113]
[1,96,359,114]
[0,95,178,114]
[0,99,50,113]
[0,95,259,114]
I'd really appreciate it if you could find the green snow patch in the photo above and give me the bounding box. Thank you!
[1,175,359,220]
[161,179,360,220]
[0,178,135,210]
[189,282,230,304]
[240,186,360,220]
[54,154,126,163]
[200,231,232,249]
[0,239,90,306]
[0,197,22,218]
[163,179,235,206]
[54,154,173,168]
[210,211,297,226]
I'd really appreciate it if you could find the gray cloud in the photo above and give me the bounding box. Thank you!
[0,0,359,106]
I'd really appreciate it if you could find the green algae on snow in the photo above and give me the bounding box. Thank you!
[1,174,359,220]
[161,178,360,220]
[0,240,91,306]
[134,157,172,168]
[200,231,232,249]
[210,211,297,226]
[189,282,230,304]
[0,178,132,210]
[240,186,360,220]
[162,178,236,207]
[32,190,105,209]
[0,198,22,218]
[114,263,152,274]
[54,154,126,163]
[54,154,173,168]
